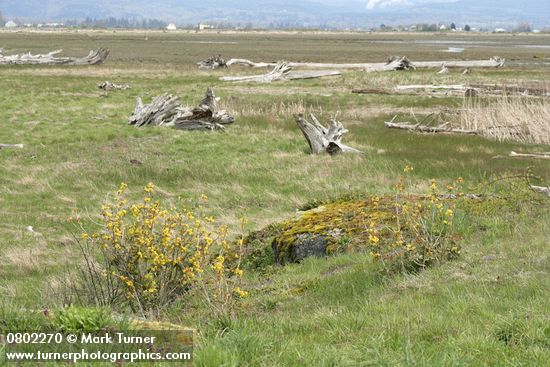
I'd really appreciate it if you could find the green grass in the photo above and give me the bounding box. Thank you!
[1,30,550,366]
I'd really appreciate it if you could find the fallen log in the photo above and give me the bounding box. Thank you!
[294,113,362,155]
[220,62,292,82]
[129,87,234,131]
[220,62,341,83]
[509,151,550,159]
[351,87,394,95]
[469,83,550,97]
[221,56,503,72]
[353,83,550,97]
[225,56,414,72]
[98,81,130,91]
[384,121,478,135]
[531,185,550,197]
[0,143,24,149]
[0,48,109,65]
[415,56,505,69]
[286,70,342,80]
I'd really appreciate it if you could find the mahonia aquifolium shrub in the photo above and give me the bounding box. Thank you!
[79,183,247,317]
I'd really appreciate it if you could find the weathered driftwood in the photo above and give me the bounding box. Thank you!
[353,83,550,97]
[469,83,550,97]
[225,56,414,72]
[129,95,181,127]
[509,151,550,159]
[531,185,550,197]
[220,62,291,82]
[220,56,503,72]
[294,113,361,155]
[98,81,130,91]
[171,87,235,130]
[198,55,227,69]
[0,144,24,149]
[0,48,109,65]
[384,121,478,135]
[220,62,341,83]
[353,85,476,97]
[415,56,505,69]
[286,70,342,80]
[129,87,234,131]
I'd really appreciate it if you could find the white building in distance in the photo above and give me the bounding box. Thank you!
[4,20,18,28]
[197,23,214,30]
[166,23,177,31]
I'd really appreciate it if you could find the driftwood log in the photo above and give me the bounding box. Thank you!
[129,87,234,131]
[531,185,550,197]
[509,151,550,159]
[216,56,504,72]
[224,56,414,72]
[353,83,550,97]
[0,144,24,149]
[384,121,478,135]
[0,48,109,65]
[294,113,361,155]
[98,81,130,91]
[220,62,341,83]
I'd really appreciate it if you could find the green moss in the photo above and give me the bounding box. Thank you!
[272,195,414,262]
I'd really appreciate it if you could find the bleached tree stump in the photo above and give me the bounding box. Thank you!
[129,88,235,131]
[294,114,361,155]
[198,55,228,69]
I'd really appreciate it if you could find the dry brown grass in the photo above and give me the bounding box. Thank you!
[460,97,550,145]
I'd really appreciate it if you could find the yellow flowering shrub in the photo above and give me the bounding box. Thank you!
[79,183,246,317]
[369,169,463,274]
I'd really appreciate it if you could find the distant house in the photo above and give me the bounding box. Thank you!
[439,24,447,31]
[197,23,214,30]
[166,23,177,31]
[4,20,17,28]
[494,28,506,33]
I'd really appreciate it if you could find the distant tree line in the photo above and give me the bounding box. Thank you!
[64,17,167,29]
[0,10,5,26]
[376,22,473,32]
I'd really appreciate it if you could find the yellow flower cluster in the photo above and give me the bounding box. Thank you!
[80,183,247,314]
[366,168,462,274]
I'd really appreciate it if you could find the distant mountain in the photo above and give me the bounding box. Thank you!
[0,0,548,28]
[365,0,549,26]
[0,0,366,27]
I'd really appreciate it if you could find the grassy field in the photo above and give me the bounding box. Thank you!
[1,30,550,366]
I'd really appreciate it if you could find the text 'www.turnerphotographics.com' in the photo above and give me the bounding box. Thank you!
[1,330,193,364]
